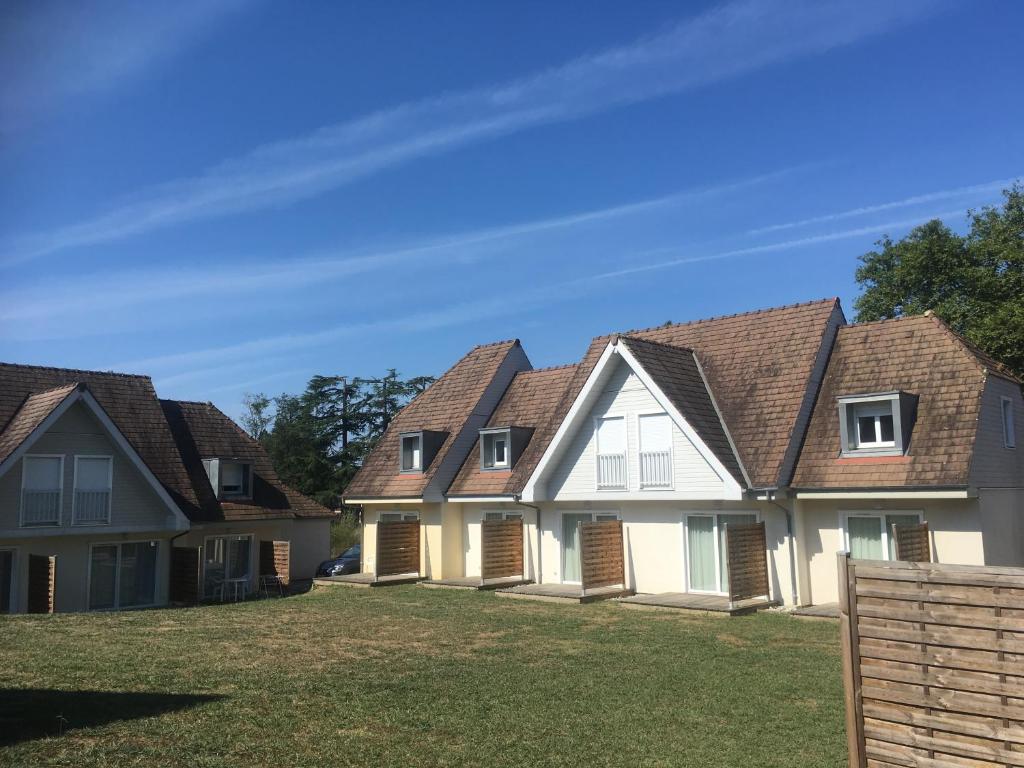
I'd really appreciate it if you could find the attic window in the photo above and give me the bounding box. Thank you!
[482,429,510,470]
[400,433,422,473]
[220,461,251,498]
[1003,397,1016,449]
[838,392,917,457]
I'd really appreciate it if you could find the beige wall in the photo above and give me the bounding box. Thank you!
[360,503,425,576]
[0,532,173,614]
[799,497,987,605]
[0,402,178,534]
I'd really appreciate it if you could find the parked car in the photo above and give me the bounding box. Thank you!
[316,544,361,576]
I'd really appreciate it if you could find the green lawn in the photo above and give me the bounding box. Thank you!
[0,586,845,767]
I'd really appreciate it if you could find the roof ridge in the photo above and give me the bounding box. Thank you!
[618,335,696,355]
[615,297,839,337]
[160,398,213,406]
[470,338,520,350]
[0,361,151,380]
[519,362,579,374]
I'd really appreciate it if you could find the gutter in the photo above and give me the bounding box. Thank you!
[513,494,542,582]
[765,491,799,607]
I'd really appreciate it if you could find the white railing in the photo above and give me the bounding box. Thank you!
[597,453,627,489]
[640,450,672,487]
[74,490,111,524]
[22,490,61,525]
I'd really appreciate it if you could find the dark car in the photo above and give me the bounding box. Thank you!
[316,544,361,577]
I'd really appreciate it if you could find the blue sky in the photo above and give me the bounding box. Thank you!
[1,0,1022,419]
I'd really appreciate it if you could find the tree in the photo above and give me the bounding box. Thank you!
[855,186,1024,375]
[240,392,273,439]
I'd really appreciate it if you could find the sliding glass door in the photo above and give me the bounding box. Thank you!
[685,513,758,594]
[561,514,591,583]
[846,513,923,561]
[89,541,159,610]
[203,535,253,598]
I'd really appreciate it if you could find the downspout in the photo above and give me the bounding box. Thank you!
[766,491,799,607]
[513,495,542,582]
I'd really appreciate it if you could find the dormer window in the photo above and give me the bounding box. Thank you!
[400,433,422,473]
[202,458,253,500]
[479,426,532,471]
[482,429,510,470]
[838,392,917,457]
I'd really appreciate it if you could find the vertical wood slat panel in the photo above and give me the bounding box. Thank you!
[894,522,931,563]
[170,546,201,605]
[481,519,523,581]
[27,554,55,614]
[726,522,770,602]
[841,555,1024,768]
[580,520,624,592]
[375,521,420,577]
[259,540,291,585]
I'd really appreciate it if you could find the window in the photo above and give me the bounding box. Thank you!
[89,541,159,610]
[482,430,510,470]
[638,413,672,488]
[561,511,619,583]
[838,392,915,456]
[484,511,522,521]
[21,455,63,526]
[685,513,757,594]
[1003,397,1016,449]
[220,461,251,498]
[400,433,422,472]
[381,511,419,522]
[595,416,627,489]
[73,456,112,525]
[843,512,923,561]
[203,535,253,598]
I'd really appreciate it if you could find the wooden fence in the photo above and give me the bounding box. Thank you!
[27,554,55,614]
[894,522,931,563]
[839,553,1024,768]
[480,519,524,582]
[725,521,770,605]
[375,520,420,577]
[579,520,624,594]
[169,546,202,605]
[260,540,291,585]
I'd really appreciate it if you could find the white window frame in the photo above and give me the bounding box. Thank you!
[483,510,522,521]
[636,410,674,490]
[87,539,161,611]
[380,511,420,522]
[840,510,924,562]
[1002,396,1016,449]
[681,511,761,596]
[559,509,620,585]
[20,454,64,527]
[202,533,255,599]
[481,429,511,471]
[852,401,896,449]
[399,433,423,473]
[72,455,113,526]
[593,415,628,491]
[0,547,18,615]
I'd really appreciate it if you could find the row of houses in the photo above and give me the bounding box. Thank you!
[343,298,1024,608]
[0,364,332,613]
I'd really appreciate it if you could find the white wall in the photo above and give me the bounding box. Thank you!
[546,359,727,500]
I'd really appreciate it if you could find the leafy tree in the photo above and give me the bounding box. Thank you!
[240,393,273,439]
[855,186,1024,375]
[244,369,435,508]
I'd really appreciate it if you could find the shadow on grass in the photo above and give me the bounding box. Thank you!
[0,688,224,745]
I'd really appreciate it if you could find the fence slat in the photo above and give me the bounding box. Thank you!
[842,554,1024,768]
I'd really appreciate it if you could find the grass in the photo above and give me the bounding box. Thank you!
[0,586,845,767]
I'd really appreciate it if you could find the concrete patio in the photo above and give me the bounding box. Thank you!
[495,582,633,604]
[617,592,776,616]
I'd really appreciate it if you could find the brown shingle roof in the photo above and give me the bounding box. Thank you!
[0,383,79,466]
[543,299,841,490]
[0,363,200,515]
[792,313,999,488]
[447,364,579,496]
[344,340,522,499]
[619,336,745,484]
[160,400,332,521]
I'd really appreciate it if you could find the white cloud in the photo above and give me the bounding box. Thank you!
[1,0,939,265]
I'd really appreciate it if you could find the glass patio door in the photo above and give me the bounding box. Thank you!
[687,516,717,592]
[561,513,591,583]
[204,535,253,597]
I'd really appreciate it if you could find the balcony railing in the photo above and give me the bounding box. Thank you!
[597,453,627,489]
[22,490,61,526]
[74,490,111,524]
[640,450,672,488]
